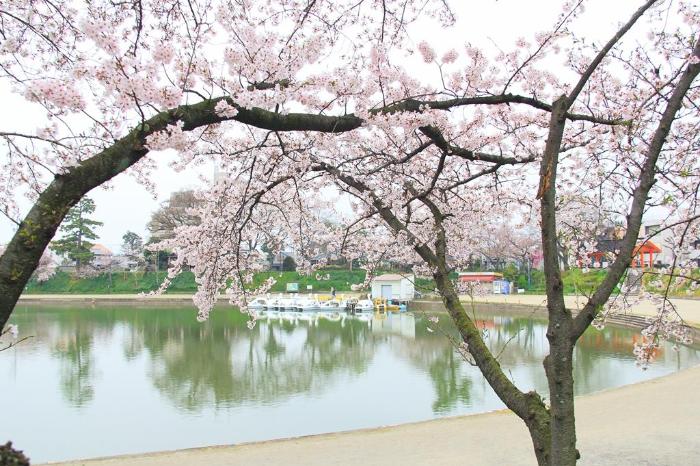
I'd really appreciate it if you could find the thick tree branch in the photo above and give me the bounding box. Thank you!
[570,38,700,342]
[537,93,579,464]
[316,162,546,430]
[404,184,552,464]
[388,96,627,125]
[537,95,570,319]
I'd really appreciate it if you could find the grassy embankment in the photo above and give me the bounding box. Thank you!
[523,269,611,295]
[23,268,622,296]
[24,269,436,295]
[642,269,700,298]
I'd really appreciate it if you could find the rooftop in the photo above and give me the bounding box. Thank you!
[373,274,412,281]
[90,244,113,255]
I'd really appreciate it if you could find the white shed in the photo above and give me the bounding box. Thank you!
[371,274,415,301]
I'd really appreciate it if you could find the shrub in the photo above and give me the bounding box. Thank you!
[0,442,30,466]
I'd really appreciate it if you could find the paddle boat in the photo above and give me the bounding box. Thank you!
[295,297,320,311]
[247,297,269,311]
[355,299,374,312]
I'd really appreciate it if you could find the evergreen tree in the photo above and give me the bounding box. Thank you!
[282,256,297,272]
[51,198,103,271]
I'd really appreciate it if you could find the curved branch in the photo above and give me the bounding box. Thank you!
[570,38,700,342]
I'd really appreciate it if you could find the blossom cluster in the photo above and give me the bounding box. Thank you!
[1,0,699,372]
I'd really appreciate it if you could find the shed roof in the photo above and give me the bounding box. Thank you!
[373,273,411,281]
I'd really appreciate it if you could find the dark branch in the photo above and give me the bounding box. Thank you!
[419,125,536,165]
[570,38,700,342]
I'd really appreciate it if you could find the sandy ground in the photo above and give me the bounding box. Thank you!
[471,294,700,326]
[41,364,700,466]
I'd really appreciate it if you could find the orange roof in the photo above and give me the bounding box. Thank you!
[633,240,661,254]
[90,243,113,255]
[458,272,503,282]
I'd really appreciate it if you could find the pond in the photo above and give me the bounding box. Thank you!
[1,304,698,463]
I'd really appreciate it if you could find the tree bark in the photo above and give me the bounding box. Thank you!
[537,96,578,466]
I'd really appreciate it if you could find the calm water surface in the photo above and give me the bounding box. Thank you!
[1,304,698,463]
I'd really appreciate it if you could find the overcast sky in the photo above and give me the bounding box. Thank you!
[0,0,652,253]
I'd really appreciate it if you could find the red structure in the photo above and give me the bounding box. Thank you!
[588,240,661,269]
[458,272,503,283]
[631,241,662,269]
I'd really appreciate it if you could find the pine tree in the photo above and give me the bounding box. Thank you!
[50,198,103,272]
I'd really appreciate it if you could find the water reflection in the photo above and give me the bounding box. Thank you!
[1,305,698,463]
[145,314,379,410]
[52,325,95,407]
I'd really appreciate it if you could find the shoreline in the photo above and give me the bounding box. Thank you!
[41,364,700,466]
[17,295,700,465]
[18,292,700,326]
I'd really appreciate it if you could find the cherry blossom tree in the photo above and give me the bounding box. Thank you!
[147,190,200,240]
[0,1,699,465]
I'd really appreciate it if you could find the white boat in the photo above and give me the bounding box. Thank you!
[266,297,280,310]
[355,299,374,312]
[267,296,296,310]
[295,297,319,311]
[248,294,339,312]
[318,298,345,310]
[282,298,298,310]
[247,297,269,310]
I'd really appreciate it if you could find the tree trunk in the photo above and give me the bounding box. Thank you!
[432,267,552,465]
[545,317,577,465]
[538,96,578,465]
[0,180,82,330]
[0,112,163,330]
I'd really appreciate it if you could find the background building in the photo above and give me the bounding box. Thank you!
[371,274,415,300]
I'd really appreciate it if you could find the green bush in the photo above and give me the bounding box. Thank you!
[0,442,30,466]
[25,266,648,296]
[25,270,195,294]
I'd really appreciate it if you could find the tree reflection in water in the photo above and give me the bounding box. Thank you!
[131,311,382,411]
[52,323,95,407]
[5,305,699,415]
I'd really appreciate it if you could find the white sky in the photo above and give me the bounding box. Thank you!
[0,0,655,253]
